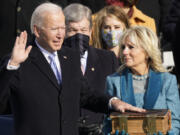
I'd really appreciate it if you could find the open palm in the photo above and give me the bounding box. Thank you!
[10,31,32,66]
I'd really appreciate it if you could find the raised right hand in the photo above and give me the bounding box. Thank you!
[9,31,32,66]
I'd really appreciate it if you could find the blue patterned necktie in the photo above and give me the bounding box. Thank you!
[48,54,61,84]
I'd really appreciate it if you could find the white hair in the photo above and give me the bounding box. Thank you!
[30,2,63,34]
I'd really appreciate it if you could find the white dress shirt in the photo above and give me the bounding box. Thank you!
[80,50,88,74]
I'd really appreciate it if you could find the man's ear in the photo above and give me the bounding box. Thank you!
[33,25,40,38]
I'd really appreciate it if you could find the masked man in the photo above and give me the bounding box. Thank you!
[63,3,118,135]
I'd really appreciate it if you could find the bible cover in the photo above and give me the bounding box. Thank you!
[110,109,171,135]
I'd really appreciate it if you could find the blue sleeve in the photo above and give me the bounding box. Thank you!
[105,76,115,96]
[165,75,180,135]
[103,75,120,135]
[105,75,121,99]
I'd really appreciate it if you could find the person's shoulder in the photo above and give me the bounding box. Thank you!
[161,72,176,77]
[59,46,79,55]
[132,6,156,32]
[133,6,154,22]
[58,46,81,61]
[107,72,120,79]
[106,72,122,86]
[160,72,179,92]
[89,46,115,56]
[160,72,177,82]
[89,46,118,65]
[60,45,75,52]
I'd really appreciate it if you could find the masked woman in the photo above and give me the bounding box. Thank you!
[92,5,130,59]
[104,26,180,135]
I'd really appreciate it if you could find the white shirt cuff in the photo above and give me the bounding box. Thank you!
[109,97,119,109]
[7,60,20,70]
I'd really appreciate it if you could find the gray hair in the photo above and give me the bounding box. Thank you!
[63,3,92,28]
[30,2,63,34]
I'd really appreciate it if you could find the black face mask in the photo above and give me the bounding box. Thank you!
[63,33,89,55]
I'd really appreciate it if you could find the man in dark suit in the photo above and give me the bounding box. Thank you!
[63,3,118,135]
[0,2,145,135]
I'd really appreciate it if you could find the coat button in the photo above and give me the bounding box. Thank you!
[63,56,67,59]
[62,120,67,124]
[17,6,21,12]
[91,67,95,71]
[82,119,86,123]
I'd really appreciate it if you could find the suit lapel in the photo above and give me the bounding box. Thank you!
[57,47,71,87]
[29,45,60,90]
[85,47,99,77]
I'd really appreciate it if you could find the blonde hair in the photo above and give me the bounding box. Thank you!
[118,26,167,72]
[92,5,130,49]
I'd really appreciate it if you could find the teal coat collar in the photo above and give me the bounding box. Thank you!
[120,68,163,109]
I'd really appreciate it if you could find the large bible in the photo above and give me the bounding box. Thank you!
[110,109,171,135]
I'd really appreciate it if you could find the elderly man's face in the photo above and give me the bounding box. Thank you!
[66,17,92,38]
[35,11,66,53]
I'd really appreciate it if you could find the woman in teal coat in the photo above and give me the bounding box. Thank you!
[105,26,180,135]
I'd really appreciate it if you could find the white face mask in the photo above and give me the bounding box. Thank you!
[101,29,124,48]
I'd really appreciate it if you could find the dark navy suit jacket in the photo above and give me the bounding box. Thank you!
[81,46,118,125]
[0,41,111,135]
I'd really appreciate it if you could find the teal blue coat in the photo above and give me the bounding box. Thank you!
[105,72,180,135]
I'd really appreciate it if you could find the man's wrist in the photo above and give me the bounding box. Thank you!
[7,60,20,70]
[109,97,119,109]
[9,59,20,66]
